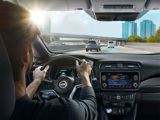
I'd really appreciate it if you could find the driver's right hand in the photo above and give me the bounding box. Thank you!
[75,59,92,87]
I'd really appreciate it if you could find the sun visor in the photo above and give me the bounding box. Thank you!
[144,0,160,10]
[17,0,91,11]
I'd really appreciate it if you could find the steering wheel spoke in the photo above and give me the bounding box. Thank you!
[69,84,82,99]
[38,90,59,102]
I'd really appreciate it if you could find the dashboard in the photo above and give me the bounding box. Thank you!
[30,53,160,120]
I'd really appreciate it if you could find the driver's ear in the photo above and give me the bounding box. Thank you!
[22,47,30,64]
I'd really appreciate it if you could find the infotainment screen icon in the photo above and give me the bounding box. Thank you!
[101,72,140,90]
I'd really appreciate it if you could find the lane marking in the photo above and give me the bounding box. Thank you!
[101,46,108,53]
[101,46,122,53]
[114,47,122,53]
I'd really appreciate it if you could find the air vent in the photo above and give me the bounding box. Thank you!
[103,5,133,9]
[123,63,140,69]
[100,63,117,69]
[99,63,140,69]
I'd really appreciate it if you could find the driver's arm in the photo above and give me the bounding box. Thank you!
[67,59,97,120]
[76,59,92,88]
[26,65,49,99]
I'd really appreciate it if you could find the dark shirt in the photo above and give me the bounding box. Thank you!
[10,86,97,120]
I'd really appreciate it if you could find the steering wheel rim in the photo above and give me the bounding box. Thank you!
[37,56,82,102]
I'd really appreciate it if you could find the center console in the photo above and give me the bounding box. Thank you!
[99,71,140,120]
[102,92,136,115]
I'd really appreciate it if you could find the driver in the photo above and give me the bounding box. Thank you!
[0,1,97,120]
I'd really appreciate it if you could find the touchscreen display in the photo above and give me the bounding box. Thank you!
[101,72,139,89]
[108,73,132,86]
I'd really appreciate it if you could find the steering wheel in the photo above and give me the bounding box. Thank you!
[37,56,83,102]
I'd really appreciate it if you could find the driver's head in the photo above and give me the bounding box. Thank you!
[0,1,40,81]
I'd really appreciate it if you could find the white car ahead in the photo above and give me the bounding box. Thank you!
[108,41,115,48]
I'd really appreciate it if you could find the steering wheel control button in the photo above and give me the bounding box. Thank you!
[102,83,107,88]
[102,75,107,81]
[106,108,112,114]
[133,83,138,88]
[59,80,68,89]
[42,94,49,99]
[133,75,138,81]
[112,108,118,114]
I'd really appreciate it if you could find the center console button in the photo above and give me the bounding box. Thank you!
[112,108,118,114]
[125,108,131,113]
[116,95,121,100]
[121,103,125,106]
[106,108,112,114]
[102,83,107,88]
[112,103,118,106]
[102,75,107,81]
[128,94,133,100]
[133,75,138,81]
[118,109,121,114]
[122,109,125,114]
[103,101,109,106]
[133,83,138,88]
[112,95,116,100]
[109,95,112,100]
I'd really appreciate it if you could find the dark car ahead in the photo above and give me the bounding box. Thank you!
[85,41,101,52]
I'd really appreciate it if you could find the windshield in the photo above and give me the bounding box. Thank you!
[31,10,160,54]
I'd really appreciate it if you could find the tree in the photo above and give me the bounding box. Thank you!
[128,35,143,42]
[146,35,160,43]
[127,28,160,43]
[155,27,160,38]
[147,36,155,43]
[143,37,147,42]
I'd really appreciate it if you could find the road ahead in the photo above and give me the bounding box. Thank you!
[67,46,151,54]
[47,43,160,54]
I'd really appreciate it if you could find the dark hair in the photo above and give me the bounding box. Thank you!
[0,1,40,81]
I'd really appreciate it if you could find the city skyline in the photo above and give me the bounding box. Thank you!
[122,20,156,39]
[140,20,156,38]
[122,21,137,39]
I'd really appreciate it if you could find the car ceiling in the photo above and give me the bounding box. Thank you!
[2,0,160,21]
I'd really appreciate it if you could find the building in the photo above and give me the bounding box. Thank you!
[140,20,156,38]
[122,21,137,39]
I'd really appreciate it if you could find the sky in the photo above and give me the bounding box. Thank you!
[136,10,160,36]
[45,10,160,38]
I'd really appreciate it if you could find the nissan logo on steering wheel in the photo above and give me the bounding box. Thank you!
[59,80,68,89]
